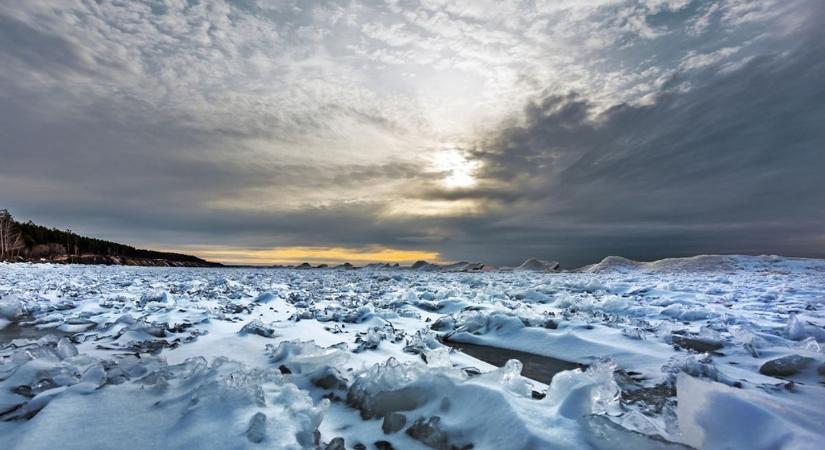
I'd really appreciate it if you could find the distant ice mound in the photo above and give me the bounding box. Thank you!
[362,262,401,270]
[513,258,561,272]
[500,258,561,272]
[581,254,825,273]
[581,255,738,273]
[409,261,495,272]
[442,261,497,272]
[410,260,441,271]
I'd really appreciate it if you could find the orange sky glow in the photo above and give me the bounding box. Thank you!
[168,245,443,266]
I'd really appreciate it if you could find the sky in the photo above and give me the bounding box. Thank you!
[1,0,823,267]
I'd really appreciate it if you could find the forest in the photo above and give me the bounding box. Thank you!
[0,209,218,266]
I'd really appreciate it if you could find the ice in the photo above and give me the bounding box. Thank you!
[0,295,24,320]
[346,358,557,448]
[422,347,452,368]
[136,290,175,309]
[794,336,822,353]
[677,374,823,450]
[267,340,350,374]
[55,337,77,359]
[785,313,825,341]
[476,359,532,396]
[580,414,690,449]
[546,360,621,419]
[444,310,526,337]
[1,256,824,448]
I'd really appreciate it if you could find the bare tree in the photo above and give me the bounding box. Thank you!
[0,209,24,260]
[0,209,10,259]
[9,229,24,258]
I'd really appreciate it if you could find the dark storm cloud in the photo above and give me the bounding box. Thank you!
[429,14,825,267]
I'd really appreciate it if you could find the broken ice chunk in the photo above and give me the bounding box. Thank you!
[254,292,278,303]
[56,337,78,359]
[785,313,825,342]
[267,340,350,373]
[478,359,532,397]
[137,291,175,308]
[0,295,24,320]
[74,364,106,393]
[422,347,451,368]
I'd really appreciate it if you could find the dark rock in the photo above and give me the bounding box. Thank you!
[354,444,367,450]
[245,412,267,443]
[382,412,407,434]
[239,319,276,338]
[818,362,825,376]
[312,367,348,390]
[374,441,395,450]
[531,390,546,400]
[672,333,723,353]
[325,437,346,450]
[406,416,451,450]
[347,385,429,420]
[461,367,482,377]
[759,354,815,377]
[430,317,455,332]
[619,383,675,415]
[223,302,252,315]
[166,322,193,333]
[278,364,292,374]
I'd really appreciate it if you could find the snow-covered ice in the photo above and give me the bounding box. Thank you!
[1,255,824,449]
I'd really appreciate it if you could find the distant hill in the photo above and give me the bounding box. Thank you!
[0,209,219,267]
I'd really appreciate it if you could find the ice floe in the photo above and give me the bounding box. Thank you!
[0,256,824,449]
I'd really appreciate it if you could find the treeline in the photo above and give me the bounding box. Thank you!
[0,209,218,266]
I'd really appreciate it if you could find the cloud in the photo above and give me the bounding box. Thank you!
[1,0,822,267]
[436,2,825,266]
[679,46,740,71]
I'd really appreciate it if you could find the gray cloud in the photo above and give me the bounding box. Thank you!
[1,0,823,267]
[431,4,825,266]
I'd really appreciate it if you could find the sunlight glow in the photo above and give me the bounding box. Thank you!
[432,149,478,188]
[177,245,441,266]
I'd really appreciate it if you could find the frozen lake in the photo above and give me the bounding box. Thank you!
[1,256,824,449]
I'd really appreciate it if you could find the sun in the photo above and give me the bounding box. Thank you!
[432,148,478,189]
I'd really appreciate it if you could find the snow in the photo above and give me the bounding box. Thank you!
[0,255,824,449]
[677,374,823,450]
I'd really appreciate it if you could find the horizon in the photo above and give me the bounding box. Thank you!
[2,207,811,269]
[2,1,824,268]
